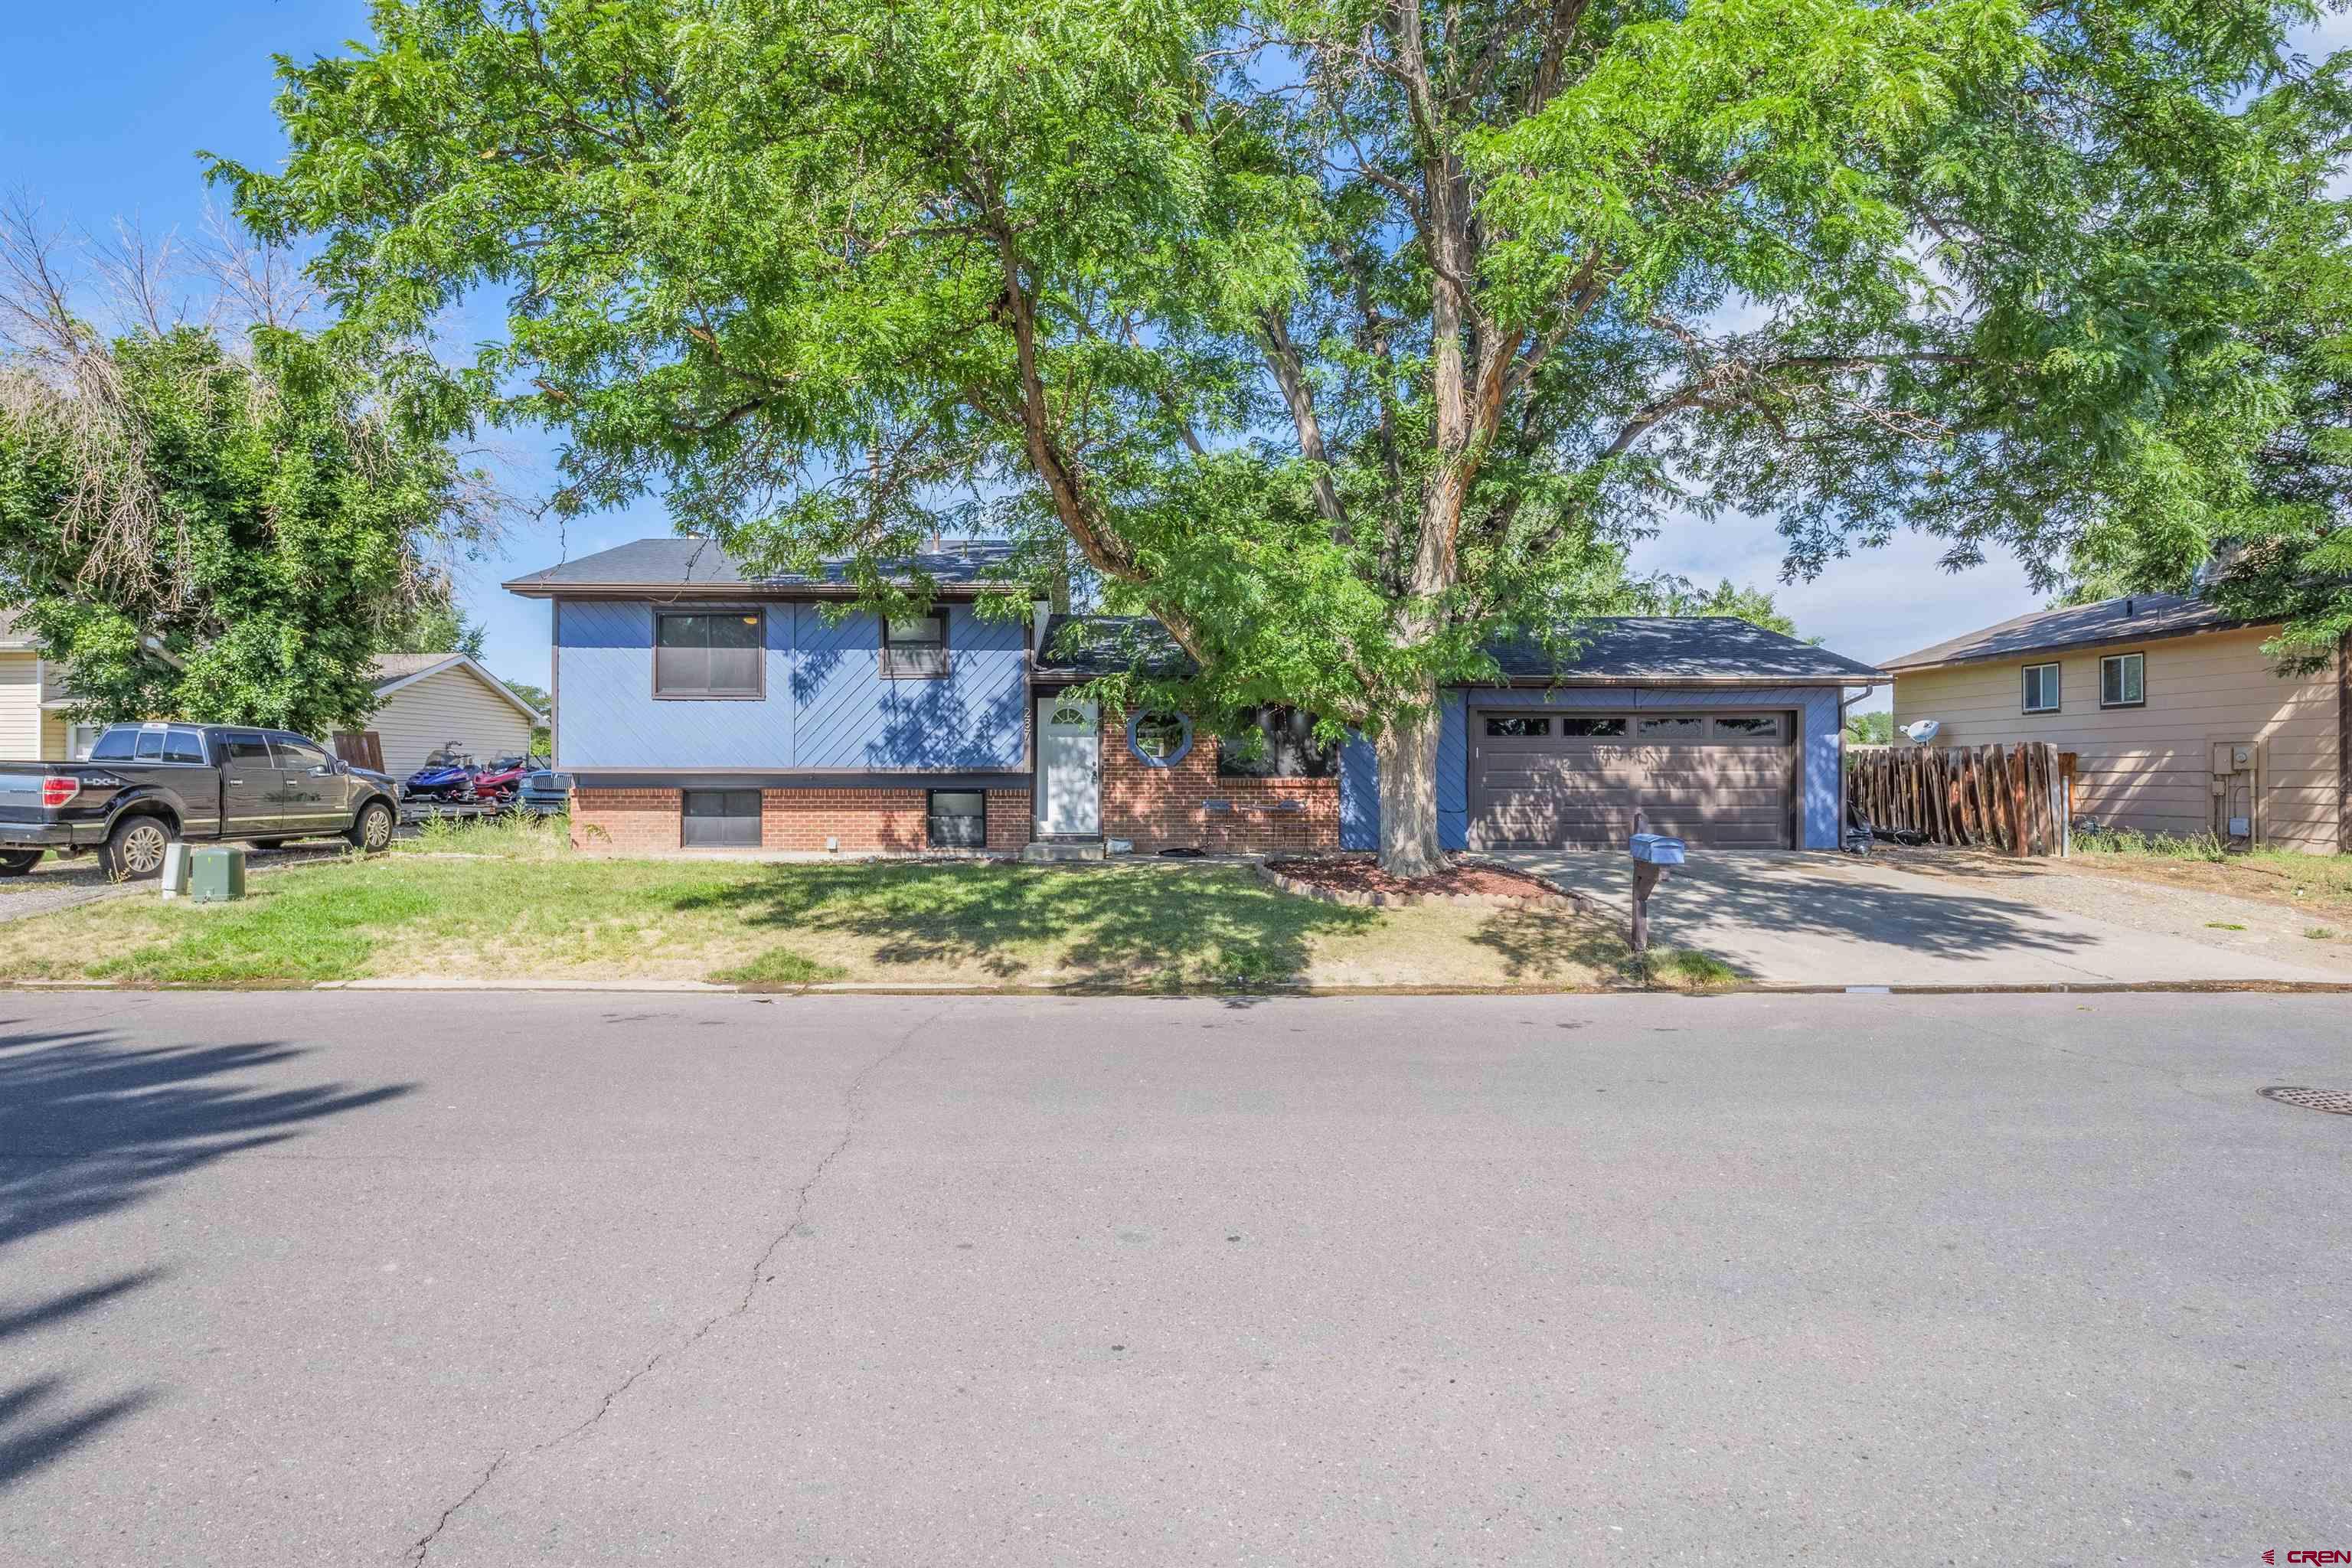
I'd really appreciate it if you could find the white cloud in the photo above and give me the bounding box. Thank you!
[1627,520,2043,668]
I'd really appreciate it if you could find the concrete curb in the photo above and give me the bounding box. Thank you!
[11,974,2351,1000]
[318,977,738,994]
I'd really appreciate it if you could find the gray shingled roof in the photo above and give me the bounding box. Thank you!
[1880,592,2270,671]
[505,536,1018,596]
[1036,615,1196,679]
[1485,619,1883,682]
[1036,614,1882,684]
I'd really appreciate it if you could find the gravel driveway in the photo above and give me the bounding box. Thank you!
[0,836,387,923]
[1504,848,2350,986]
[1874,847,2352,978]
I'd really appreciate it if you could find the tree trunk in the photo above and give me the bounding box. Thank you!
[1374,694,1447,878]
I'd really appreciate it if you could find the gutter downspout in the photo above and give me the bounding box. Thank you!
[1837,681,1886,847]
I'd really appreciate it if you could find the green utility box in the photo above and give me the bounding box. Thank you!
[188,844,247,904]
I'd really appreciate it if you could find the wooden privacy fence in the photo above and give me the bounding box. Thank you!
[1846,743,2073,857]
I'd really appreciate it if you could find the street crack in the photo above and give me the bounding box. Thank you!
[405,1008,944,1563]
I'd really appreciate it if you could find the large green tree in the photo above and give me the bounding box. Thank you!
[2059,132,2352,675]
[220,0,2351,871]
[0,208,505,737]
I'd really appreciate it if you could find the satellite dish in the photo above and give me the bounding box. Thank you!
[1901,719,1942,745]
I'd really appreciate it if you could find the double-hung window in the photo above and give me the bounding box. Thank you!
[2021,662,2061,714]
[880,610,949,678]
[2099,652,2145,709]
[655,611,764,699]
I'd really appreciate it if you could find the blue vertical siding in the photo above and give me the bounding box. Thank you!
[1335,693,1468,851]
[1337,684,1844,851]
[791,603,1027,769]
[555,598,1026,771]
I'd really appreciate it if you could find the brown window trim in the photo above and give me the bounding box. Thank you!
[2098,651,2146,710]
[880,608,951,680]
[652,607,767,701]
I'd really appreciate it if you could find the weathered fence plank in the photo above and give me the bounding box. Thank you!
[1846,741,2069,856]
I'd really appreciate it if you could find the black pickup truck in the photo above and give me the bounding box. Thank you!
[0,722,402,880]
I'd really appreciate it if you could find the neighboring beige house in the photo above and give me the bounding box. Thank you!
[1886,593,2346,854]
[351,654,544,777]
[0,613,54,760]
[0,619,541,775]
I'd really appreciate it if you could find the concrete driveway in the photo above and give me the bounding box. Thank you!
[1498,848,2349,987]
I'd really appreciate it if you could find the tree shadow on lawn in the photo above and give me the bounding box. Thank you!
[1468,903,1655,985]
[669,861,1378,989]
[0,1023,412,1493]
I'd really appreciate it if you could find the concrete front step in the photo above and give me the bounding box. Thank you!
[1021,837,1107,863]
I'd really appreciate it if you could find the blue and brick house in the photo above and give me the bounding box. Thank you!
[505,538,1883,856]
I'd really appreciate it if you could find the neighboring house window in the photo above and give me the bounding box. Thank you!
[67,722,104,760]
[655,611,764,698]
[2021,662,2061,714]
[1128,711,1193,766]
[928,789,987,848]
[1485,714,1551,737]
[880,610,949,678]
[2099,652,2145,708]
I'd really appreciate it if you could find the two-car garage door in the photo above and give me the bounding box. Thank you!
[1468,709,1796,850]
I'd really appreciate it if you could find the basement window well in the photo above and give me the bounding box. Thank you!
[682,789,762,848]
[928,789,987,849]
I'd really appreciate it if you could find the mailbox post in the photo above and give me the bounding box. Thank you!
[1626,808,1687,958]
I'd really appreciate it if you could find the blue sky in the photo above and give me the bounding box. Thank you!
[6,3,2342,691]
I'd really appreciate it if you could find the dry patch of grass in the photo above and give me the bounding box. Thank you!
[0,827,1713,993]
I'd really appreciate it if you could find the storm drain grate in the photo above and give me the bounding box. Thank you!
[2259,1086,2352,1117]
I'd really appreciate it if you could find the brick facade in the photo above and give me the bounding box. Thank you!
[1099,708,1341,854]
[986,788,1033,851]
[570,787,683,853]
[758,789,930,851]
[567,715,1339,859]
[570,784,1031,854]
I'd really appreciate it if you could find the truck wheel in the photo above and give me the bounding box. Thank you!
[0,851,41,877]
[348,800,395,854]
[103,815,175,881]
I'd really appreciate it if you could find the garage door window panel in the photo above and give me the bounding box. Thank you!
[1469,707,1795,851]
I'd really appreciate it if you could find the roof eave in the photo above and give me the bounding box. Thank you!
[1883,616,2279,675]
[502,579,1021,600]
[1486,672,1885,688]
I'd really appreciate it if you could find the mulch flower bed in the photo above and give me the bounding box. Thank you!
[1259,854,1579,909]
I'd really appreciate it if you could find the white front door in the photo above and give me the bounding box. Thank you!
[1036,697,1102,836]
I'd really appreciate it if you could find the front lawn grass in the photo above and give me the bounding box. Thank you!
[0,824,1708,993]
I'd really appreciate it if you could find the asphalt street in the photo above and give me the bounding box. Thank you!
[1,989,2346,1566]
